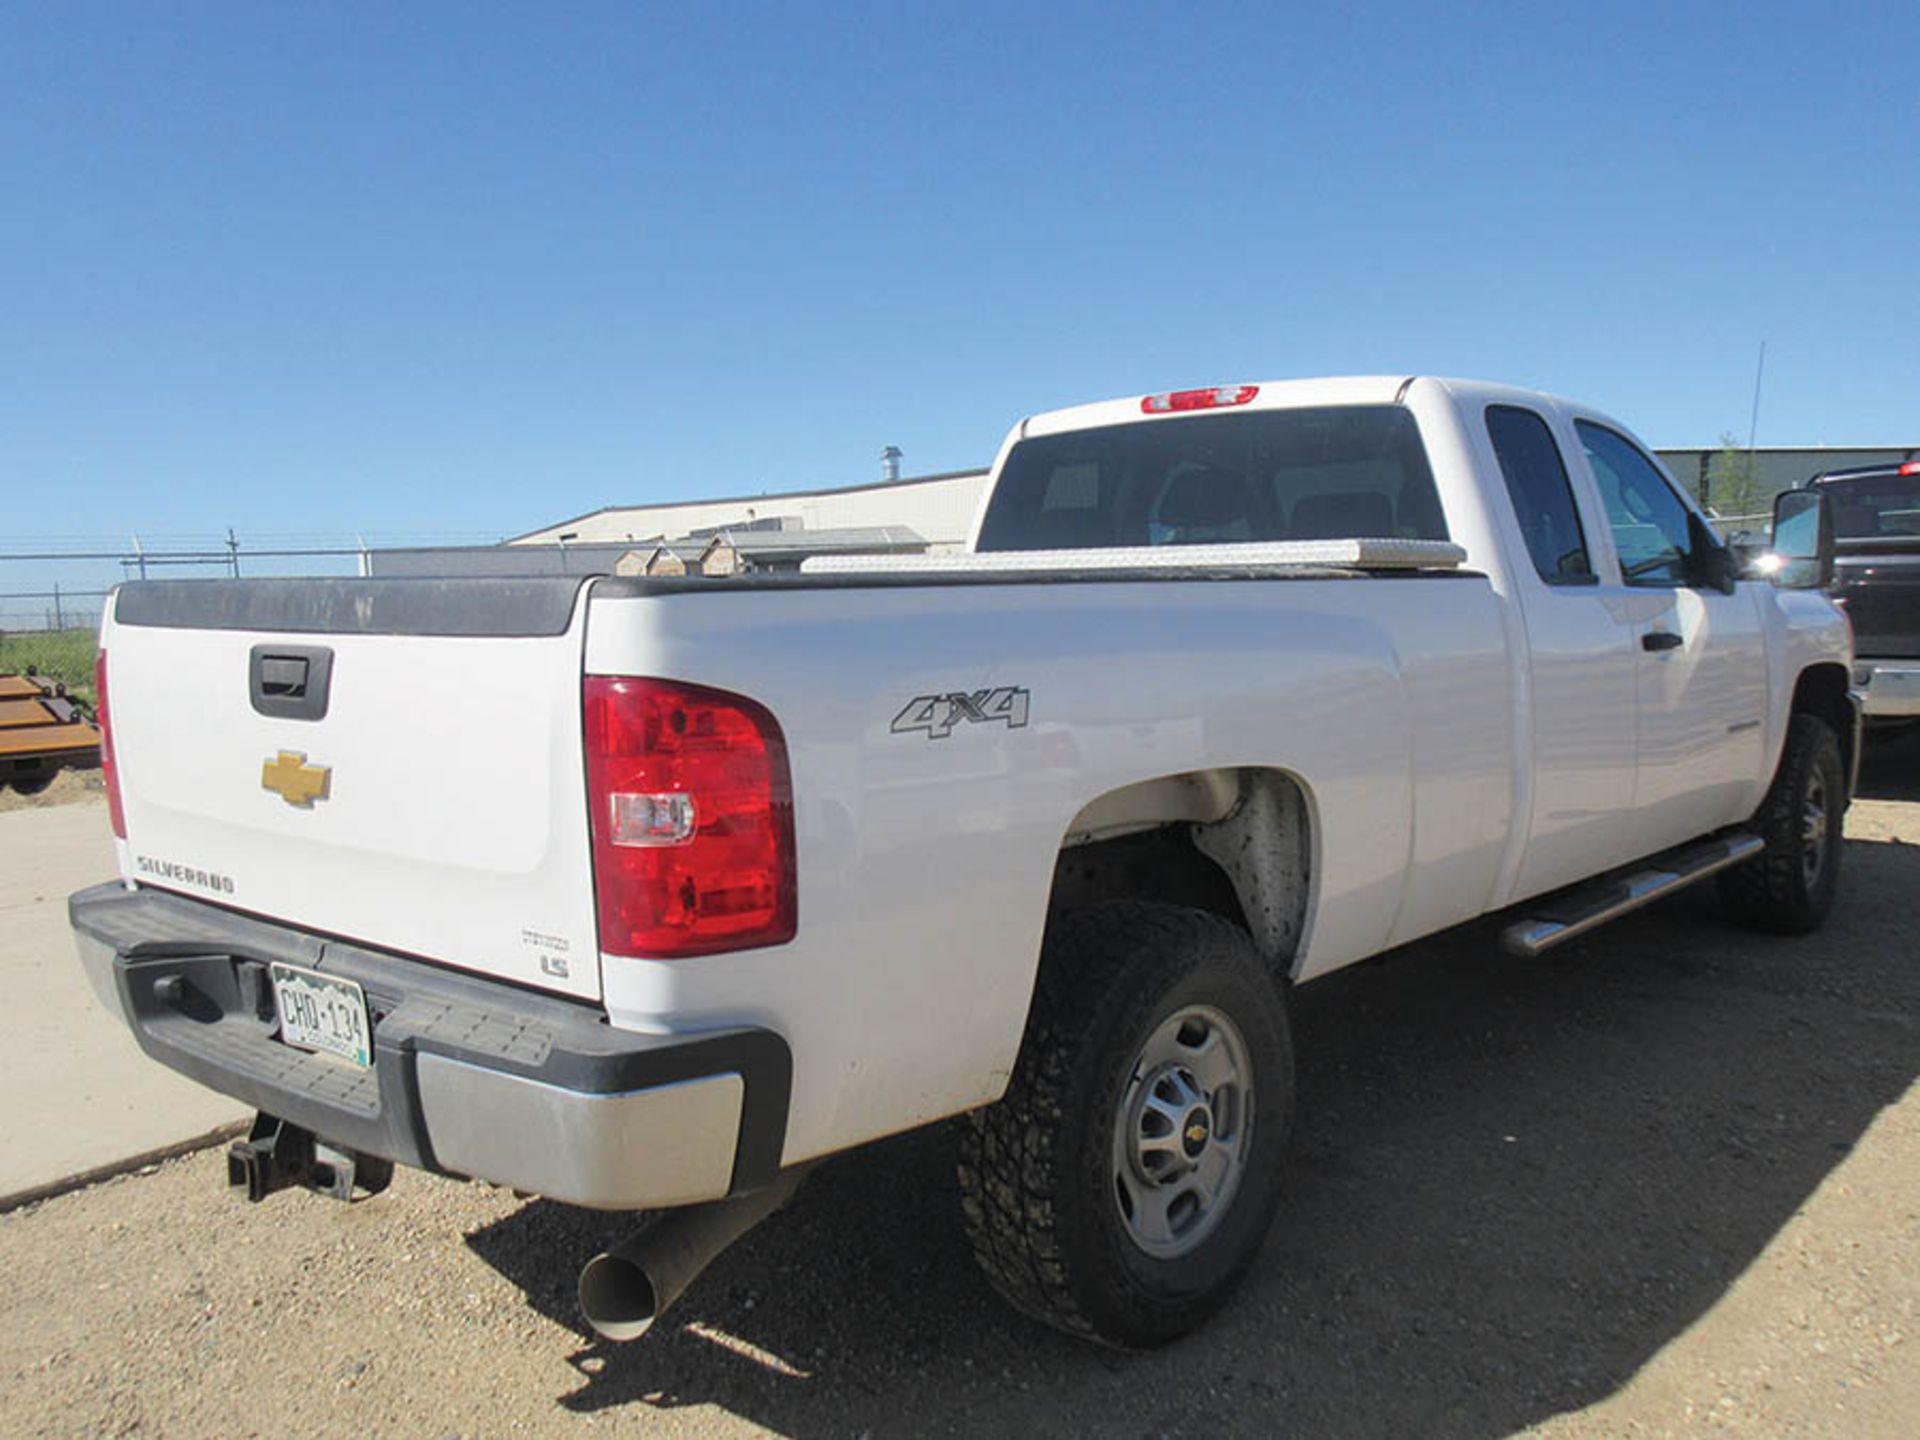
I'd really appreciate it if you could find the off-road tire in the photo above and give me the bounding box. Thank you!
[1718,712,1844,933]
[956,901,1293,1347]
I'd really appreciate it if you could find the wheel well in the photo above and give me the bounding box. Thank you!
[1791,663,1855,795]
[1048,768,1312,975]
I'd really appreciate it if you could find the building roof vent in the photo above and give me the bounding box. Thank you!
[882,445,903,483]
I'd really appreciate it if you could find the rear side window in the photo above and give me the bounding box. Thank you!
[974,405,1448,552]
[1485,405,1593,584]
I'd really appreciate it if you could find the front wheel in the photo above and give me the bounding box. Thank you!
[1718,712,1845,933]
[957,902,1294,1347]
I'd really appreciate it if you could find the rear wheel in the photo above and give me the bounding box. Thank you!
[1718,713,1845,933]
[957,902,1293,1347]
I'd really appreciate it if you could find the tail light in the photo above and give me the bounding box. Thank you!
[583,676,796,958]
[95,651,127,839]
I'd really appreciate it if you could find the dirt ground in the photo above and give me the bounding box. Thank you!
[0,766,104,814]
[3,741,1917,1437]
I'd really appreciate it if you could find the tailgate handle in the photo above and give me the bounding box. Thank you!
[250,644,334,721]
[259,657,308,695]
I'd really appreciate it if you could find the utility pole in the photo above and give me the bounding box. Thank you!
[1746,341,1767,472]
[52,583,63,631]
[227,527,240,578]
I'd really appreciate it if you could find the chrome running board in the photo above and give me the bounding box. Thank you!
[1500,832,1766,958]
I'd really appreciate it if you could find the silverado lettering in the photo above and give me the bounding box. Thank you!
[133,856,235,895]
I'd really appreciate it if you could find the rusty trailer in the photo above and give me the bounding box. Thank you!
[0,674,101,794]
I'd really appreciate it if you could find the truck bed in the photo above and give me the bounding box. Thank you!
[105,565,1512,1164]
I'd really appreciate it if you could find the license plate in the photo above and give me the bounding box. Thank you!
[270,963,372,1069]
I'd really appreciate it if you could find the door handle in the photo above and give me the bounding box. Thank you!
[1641,629,1684,652]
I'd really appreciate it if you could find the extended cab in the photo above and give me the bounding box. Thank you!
[71,377,1855,1347]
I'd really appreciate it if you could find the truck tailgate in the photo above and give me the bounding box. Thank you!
[102,578,602,1000]
[1834,549,1920,658]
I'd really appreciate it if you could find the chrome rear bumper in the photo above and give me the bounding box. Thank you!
[1853,660,1920,719]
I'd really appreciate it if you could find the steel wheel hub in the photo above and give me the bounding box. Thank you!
[1802,770,1829,887]
[1112,1004,1253,1259]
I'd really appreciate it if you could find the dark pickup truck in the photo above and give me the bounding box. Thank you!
[1804,460,1920,723]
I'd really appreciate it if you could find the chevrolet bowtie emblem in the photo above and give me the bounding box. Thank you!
[261,751,331,808]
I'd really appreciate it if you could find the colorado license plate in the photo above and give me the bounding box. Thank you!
[270,963,372,1068]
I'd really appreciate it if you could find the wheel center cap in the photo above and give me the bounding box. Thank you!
[1181,1107,1212,1158]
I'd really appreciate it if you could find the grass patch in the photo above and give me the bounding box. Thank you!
[0,627,98,706]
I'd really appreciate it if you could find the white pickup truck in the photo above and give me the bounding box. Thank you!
[72,376,1855,1348]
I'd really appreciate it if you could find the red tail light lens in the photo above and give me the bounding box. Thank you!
[95,651,127,839]
[583,676,796,958]
[1900,461,1920,476]
[1141,385,1259,415]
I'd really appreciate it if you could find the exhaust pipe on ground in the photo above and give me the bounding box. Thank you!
[578,1167,810,1342]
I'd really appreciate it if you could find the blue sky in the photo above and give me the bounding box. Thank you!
[3,0,1916,566]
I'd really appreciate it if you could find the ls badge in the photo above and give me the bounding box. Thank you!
[261,750,332,808]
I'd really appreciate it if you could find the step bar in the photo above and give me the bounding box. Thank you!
[1500,832,1766,958]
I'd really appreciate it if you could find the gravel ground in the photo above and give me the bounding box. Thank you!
[4,742,1917,1437]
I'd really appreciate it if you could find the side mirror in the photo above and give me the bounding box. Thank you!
[1769,489,1835,589]
[1686,512,1739,594]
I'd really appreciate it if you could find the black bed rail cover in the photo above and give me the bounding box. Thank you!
[112,577,590,637]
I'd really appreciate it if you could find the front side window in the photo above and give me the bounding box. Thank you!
[1485,405,1592,584]
[1577,421,1694,586]
[974,405,1448,552]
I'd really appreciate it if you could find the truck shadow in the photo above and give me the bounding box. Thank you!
[466,832,1920,1438]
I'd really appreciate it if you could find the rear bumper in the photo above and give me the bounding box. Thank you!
[69,883,790,1210]
[1853,660,1920,719]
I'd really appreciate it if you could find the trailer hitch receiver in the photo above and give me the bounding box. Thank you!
[226,1113,393,1203]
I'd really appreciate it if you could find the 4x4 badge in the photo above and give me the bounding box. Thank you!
[891,687,1030,741]
[261,751,332,808]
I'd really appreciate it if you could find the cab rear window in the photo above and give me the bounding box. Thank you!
[1826,475,1920,539]
[974,405,1448,552]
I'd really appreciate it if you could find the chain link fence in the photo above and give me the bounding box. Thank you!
[0,589,109,631]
